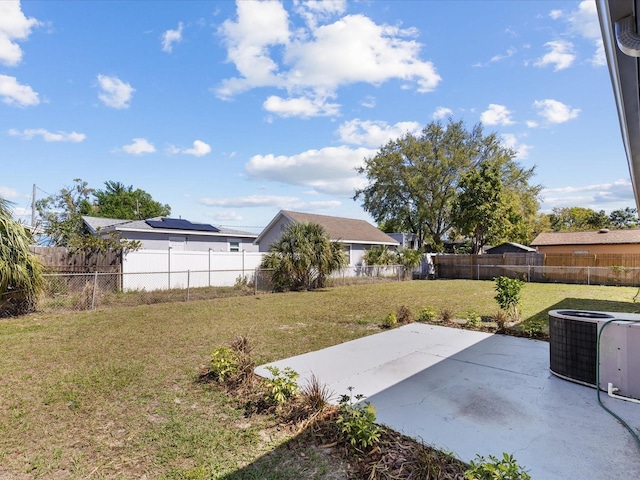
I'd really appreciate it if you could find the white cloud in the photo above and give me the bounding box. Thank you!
[121,138,156,155]
[245,145,375,196]
[0,74,39,107]
[480,104,514,126]
[433,106,452,120]
[263,94,340,118]
[360,96,376,108]
[0,0,41,66]
[526,120,538,128]
[489,47,516,63]
[533,99,580,124]
[162,22,183,53]
[566,0,605,66]
[97,74,135,109]
[200,194,341,211]
[534,40,575,71]
[9,128,85,142]
[549,10,563,20]
[540,179,634,211]
[500,133,532,160]
[216,3,441,117]
[204,210,244,222]
[0,185,20,198]
[184,140,211,157]
[336,119,421,147]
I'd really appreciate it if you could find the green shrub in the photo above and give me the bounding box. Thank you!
[336,387,382,450]
[383,311,398,328]
[396,305,413,323]
[465,310,482,328]
[417,306,438,322]
[210,346,238,382]
[465,453,531,479]
[264,366,299,404]
[494,276,524,320]
[520,318,547,338]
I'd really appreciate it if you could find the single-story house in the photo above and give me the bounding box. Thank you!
[388,232,420,250]
[255,210,399,266]
[485,242,537,255]
[530,229,640,254]
[82,216,259,252]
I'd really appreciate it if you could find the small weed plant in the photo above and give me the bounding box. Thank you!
[264,366,299,404]
[210,346,238,382]
[520,318,547,338]
[417,306,438,322]
[300,373,333,413]
[494,276,524,320]
[336,387,382,450]
[396,305,413,324]
[465,453,531,480]
[439,308,454,322]
[383,311,398,328]
[465,310,482,328]
[493,311,509,332]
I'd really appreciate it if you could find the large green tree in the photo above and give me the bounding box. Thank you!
[452,162,509,254]
[36,178,165,250]
[261,222,347,291]
[355,119,540,250]
[0,198,43,316]
[608,207,638,229]
[92,181,171,220]
[548,207,609,232]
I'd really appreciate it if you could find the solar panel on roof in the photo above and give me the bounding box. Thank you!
[145,218,219,232]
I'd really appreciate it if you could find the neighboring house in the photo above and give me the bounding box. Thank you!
[82,216,259,252]
[530,229,640,255]
[485,242,537,255]
[388,232,420,250]
[255,210,399,266]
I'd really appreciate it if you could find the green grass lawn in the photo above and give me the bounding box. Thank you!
[1,280,638,479]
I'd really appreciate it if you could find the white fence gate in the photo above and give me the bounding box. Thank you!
[122,249,265,291]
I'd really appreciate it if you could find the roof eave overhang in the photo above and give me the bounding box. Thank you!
[597,0,640,210]
[102,226,257,239]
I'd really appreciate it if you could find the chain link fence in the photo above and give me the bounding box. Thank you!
[38,265,409,313]
[437,263,640,286]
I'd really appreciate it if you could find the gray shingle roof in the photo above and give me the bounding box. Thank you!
[531,229,640,246]
[280,210,398,245]
[82,216,257,238]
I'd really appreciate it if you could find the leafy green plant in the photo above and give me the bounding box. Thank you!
[465,453,531,479]
[494,276,524,320]
[336,387,382,450]
[209,346,238,382]
[383,311,398,328]
[417,306,438,322]
[264,366,299,404]
[520,318,547,338]
[396,305,413,324]
[465,309,482,328]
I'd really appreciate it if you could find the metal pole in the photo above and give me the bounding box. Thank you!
[91,270,98,310]
[208,248,211,287]
[588,266,590,285]
[168,247,172,289]
[242,250,245,281]
[254,268,258,295]
[187,270,190,302]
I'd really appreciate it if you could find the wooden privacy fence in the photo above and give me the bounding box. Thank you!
[30,246,121,273]
[435,253,640,286]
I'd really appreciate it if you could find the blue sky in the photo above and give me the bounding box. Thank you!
[0,0,632,233]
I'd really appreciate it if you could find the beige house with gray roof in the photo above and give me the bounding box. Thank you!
[255,210,399,266]
[531,229,640,254]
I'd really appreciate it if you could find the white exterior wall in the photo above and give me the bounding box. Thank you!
[119,231,258,252]
[122,249,265,290]
[257,217,293,252]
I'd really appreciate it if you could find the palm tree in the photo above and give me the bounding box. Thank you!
[261,222,347,291]
[0,198,43,316]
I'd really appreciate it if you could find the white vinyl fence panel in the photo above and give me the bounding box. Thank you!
[122,249,265,290]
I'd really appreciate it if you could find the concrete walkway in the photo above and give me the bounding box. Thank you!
[256,323,640,479]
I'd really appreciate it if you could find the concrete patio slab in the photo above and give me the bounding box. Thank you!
[256,323,640,479]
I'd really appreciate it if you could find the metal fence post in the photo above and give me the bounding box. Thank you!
[168,247,172,290]
[254,268,258,295]
[587,266,590,285]
[91,270,98,310]
[187,270,190,302]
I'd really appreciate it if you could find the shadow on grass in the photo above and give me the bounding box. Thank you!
[524,297,640,325]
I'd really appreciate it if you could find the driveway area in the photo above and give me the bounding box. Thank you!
[256,323,640,479]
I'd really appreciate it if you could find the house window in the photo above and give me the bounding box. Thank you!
[229,241,240,252]
[343,245,351,265]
